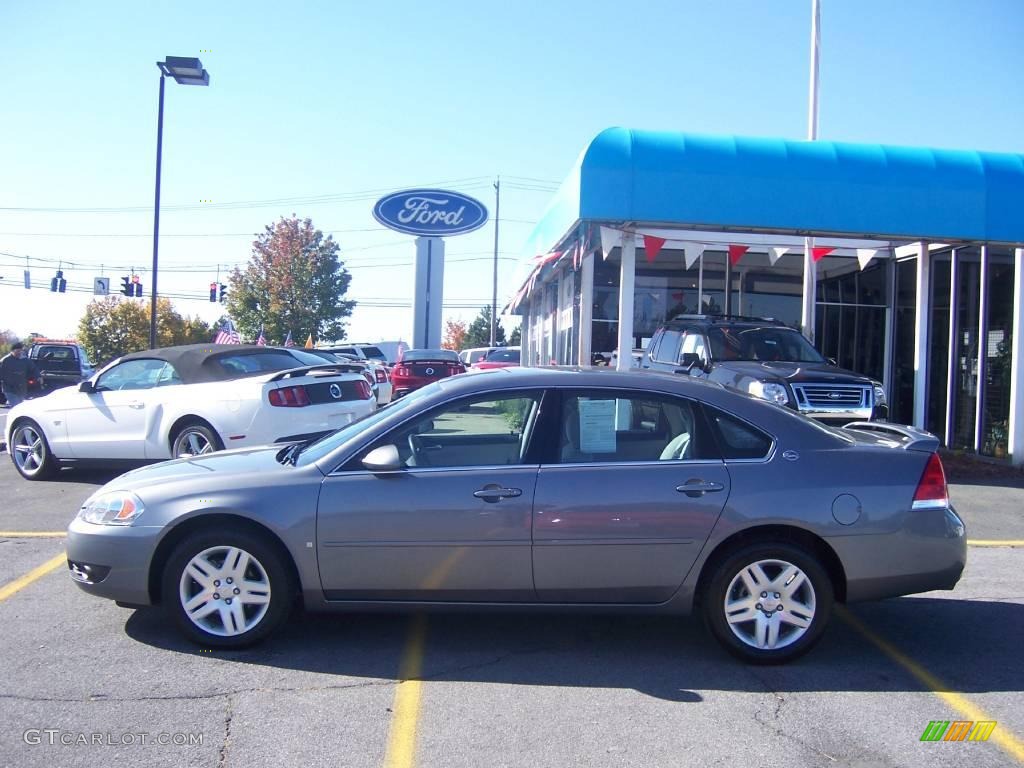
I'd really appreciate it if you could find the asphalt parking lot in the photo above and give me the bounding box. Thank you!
[1,411,1023,767]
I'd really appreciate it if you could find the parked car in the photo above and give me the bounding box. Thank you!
[5,344,376,480]
[65,367,965,662]
[26,339,94,395]
[307,348,392,406]
[459,346,496,367]
[472,346,521,370]
[644,315,888,425]
[391,348,466,397]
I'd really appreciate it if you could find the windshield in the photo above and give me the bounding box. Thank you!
[295,383,435,466]
[401,349,460,363]
[707,327,825,363]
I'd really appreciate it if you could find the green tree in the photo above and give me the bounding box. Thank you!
[463,306,506,349]
[508,326,521,346]
[77,297,213,367]
[0,329,18,355]
[226,216,355,344]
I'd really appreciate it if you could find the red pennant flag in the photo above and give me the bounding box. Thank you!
[642,234,667,263]
[729,245,749,266]
[811,246,835,262]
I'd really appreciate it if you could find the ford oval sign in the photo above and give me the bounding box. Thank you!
[372,189,489,237]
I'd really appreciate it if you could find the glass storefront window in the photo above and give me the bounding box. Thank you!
[891,259,918,424]
[815,259,889,383]
[951,248,981,450]
[981,251,1015,458]
[926,255,951,438]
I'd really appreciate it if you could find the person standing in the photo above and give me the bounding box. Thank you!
[0,342,38,407]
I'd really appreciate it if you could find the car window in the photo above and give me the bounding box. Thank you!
[35,345,74,361]
[369,393,541,469]
[653,330,682,364]
[210,351,311,377]
[483,348,520,363]
[557,390,713,463]
[359,346,385,360]
[401,349,461,363]
[680,331,707,364]
[95,359,172,391]
[704,406,773,460]
[707,326,825,363]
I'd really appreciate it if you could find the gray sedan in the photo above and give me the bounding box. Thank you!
[66,367,966,663]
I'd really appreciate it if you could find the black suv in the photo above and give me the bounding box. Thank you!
[644,315,888,424]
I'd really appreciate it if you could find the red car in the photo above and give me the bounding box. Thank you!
[472,346,521,370]
[391,349,466,397]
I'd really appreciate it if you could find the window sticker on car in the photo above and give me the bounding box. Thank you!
[578,398,617,453]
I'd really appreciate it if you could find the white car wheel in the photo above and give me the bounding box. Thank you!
[10,420,57,480]
[172,424,222,459]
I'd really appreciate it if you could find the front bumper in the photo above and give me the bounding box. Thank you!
[66,517,164,606]
[827,506,967,602]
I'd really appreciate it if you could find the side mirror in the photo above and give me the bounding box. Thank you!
[678,352,701,373]
[78,380,94,393]
[361,444,402,472]
[827,357,838,367]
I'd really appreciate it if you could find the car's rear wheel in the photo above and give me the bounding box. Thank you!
[702,542,833,664]
[163,529,294,648]
[10,419,57,480]
[171,422,222,459]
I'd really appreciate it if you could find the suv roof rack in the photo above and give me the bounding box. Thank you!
[670,314,785,326]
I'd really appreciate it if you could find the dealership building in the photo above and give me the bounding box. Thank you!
[508,128,1024,464]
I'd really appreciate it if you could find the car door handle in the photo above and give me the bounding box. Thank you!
[676,480,725,497]
[128,400,145,409]
[473,487,523,502]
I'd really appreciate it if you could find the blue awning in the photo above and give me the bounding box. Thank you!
[520,127,1024,262]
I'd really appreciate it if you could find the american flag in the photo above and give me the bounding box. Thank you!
[214,319,241,345]
[283,331,295,348]
[255,325,266,346]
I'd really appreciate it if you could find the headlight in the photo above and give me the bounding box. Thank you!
[747,380,789,406]
[78,492,145,526]
[873,383,887,406]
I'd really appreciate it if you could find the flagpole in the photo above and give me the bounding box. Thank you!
[490,177,500,347]
[801,0,821,341]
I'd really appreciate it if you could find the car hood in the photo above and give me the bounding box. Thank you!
[715,360,875,384]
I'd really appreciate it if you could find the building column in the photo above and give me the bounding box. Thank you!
[801,237,817,342]
[912,242,931,429]
[1009,248,1024,465]
[616,234,636,371]
[578,252,594,366]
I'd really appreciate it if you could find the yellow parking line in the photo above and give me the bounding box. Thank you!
[837,606,1024,763]
[0,553,66,603]
[0,531,67,538]
[383,615,428,768]
[968,539,1024,547]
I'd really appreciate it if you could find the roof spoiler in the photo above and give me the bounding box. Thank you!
[843,421,940,452]
[268,363,364,381]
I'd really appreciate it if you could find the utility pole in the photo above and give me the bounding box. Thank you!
[490,177,500,347]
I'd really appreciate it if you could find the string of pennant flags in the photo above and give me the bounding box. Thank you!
[511,225,885,310]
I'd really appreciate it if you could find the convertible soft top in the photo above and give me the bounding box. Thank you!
[117,344,312,385]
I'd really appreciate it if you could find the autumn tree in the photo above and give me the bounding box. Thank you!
[463,306,506,349]
[226,216,355,345]
[77,297,212,366]
[442,318,468,350]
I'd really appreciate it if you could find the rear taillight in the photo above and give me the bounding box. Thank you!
[448,364,464,376]
[269,386,311,407]
[394,366,409,378]
[912,453,948,510]
[355,380,372,400]
[362,371,374,387]
[375,368,388,383]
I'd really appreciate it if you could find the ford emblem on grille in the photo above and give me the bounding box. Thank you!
[828,392,842,400]
[329,384,342,399]
[425,367,435,375]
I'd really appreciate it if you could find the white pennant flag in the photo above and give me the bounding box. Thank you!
[856,248,878,270]
[599,226,622,260]
[683,243,705,269]
[769,247,789,266]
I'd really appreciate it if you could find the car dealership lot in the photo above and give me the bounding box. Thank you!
[1,458,1023,767]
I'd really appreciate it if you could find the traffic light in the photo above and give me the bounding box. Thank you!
[120,276,132,296]
[209,282,218,302]
[132,275,143,297]
[218,283,227,304]
[49,269,66,293]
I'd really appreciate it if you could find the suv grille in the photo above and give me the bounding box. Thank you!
[792,383,871,408]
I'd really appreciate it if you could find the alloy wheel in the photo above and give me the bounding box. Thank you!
[12,424,45,475]
[722,558,817,651]
[178,546,272,637]
[177,429,214,458]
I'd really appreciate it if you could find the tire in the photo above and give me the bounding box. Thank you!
[702,541,833,664]
[162,528,294,648]
[9,418,58,481]
[171,422,223,459]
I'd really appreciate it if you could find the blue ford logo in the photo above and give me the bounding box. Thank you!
[372,189,489,236]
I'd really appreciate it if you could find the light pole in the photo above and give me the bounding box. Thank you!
[151,57,210,349]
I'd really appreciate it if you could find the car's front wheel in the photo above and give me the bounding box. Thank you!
[162,529,294,648]
[9,419,57,481]
[702,542,833,664]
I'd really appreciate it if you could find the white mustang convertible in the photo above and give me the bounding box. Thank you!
[6,344,376,480]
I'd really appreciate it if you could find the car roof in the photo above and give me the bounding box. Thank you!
[663,315,787,330]
[117,344,313,384]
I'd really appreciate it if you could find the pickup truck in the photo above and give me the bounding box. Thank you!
[27,340,95,395]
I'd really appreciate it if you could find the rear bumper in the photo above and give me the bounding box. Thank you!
[66,517,162,606]
[827,506,967,602]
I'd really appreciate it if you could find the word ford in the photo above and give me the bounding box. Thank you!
[397,196,466,227]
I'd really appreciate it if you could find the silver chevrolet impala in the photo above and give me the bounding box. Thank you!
[66,367,966,664]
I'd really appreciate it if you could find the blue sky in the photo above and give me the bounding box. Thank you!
[1,0,1022,342]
